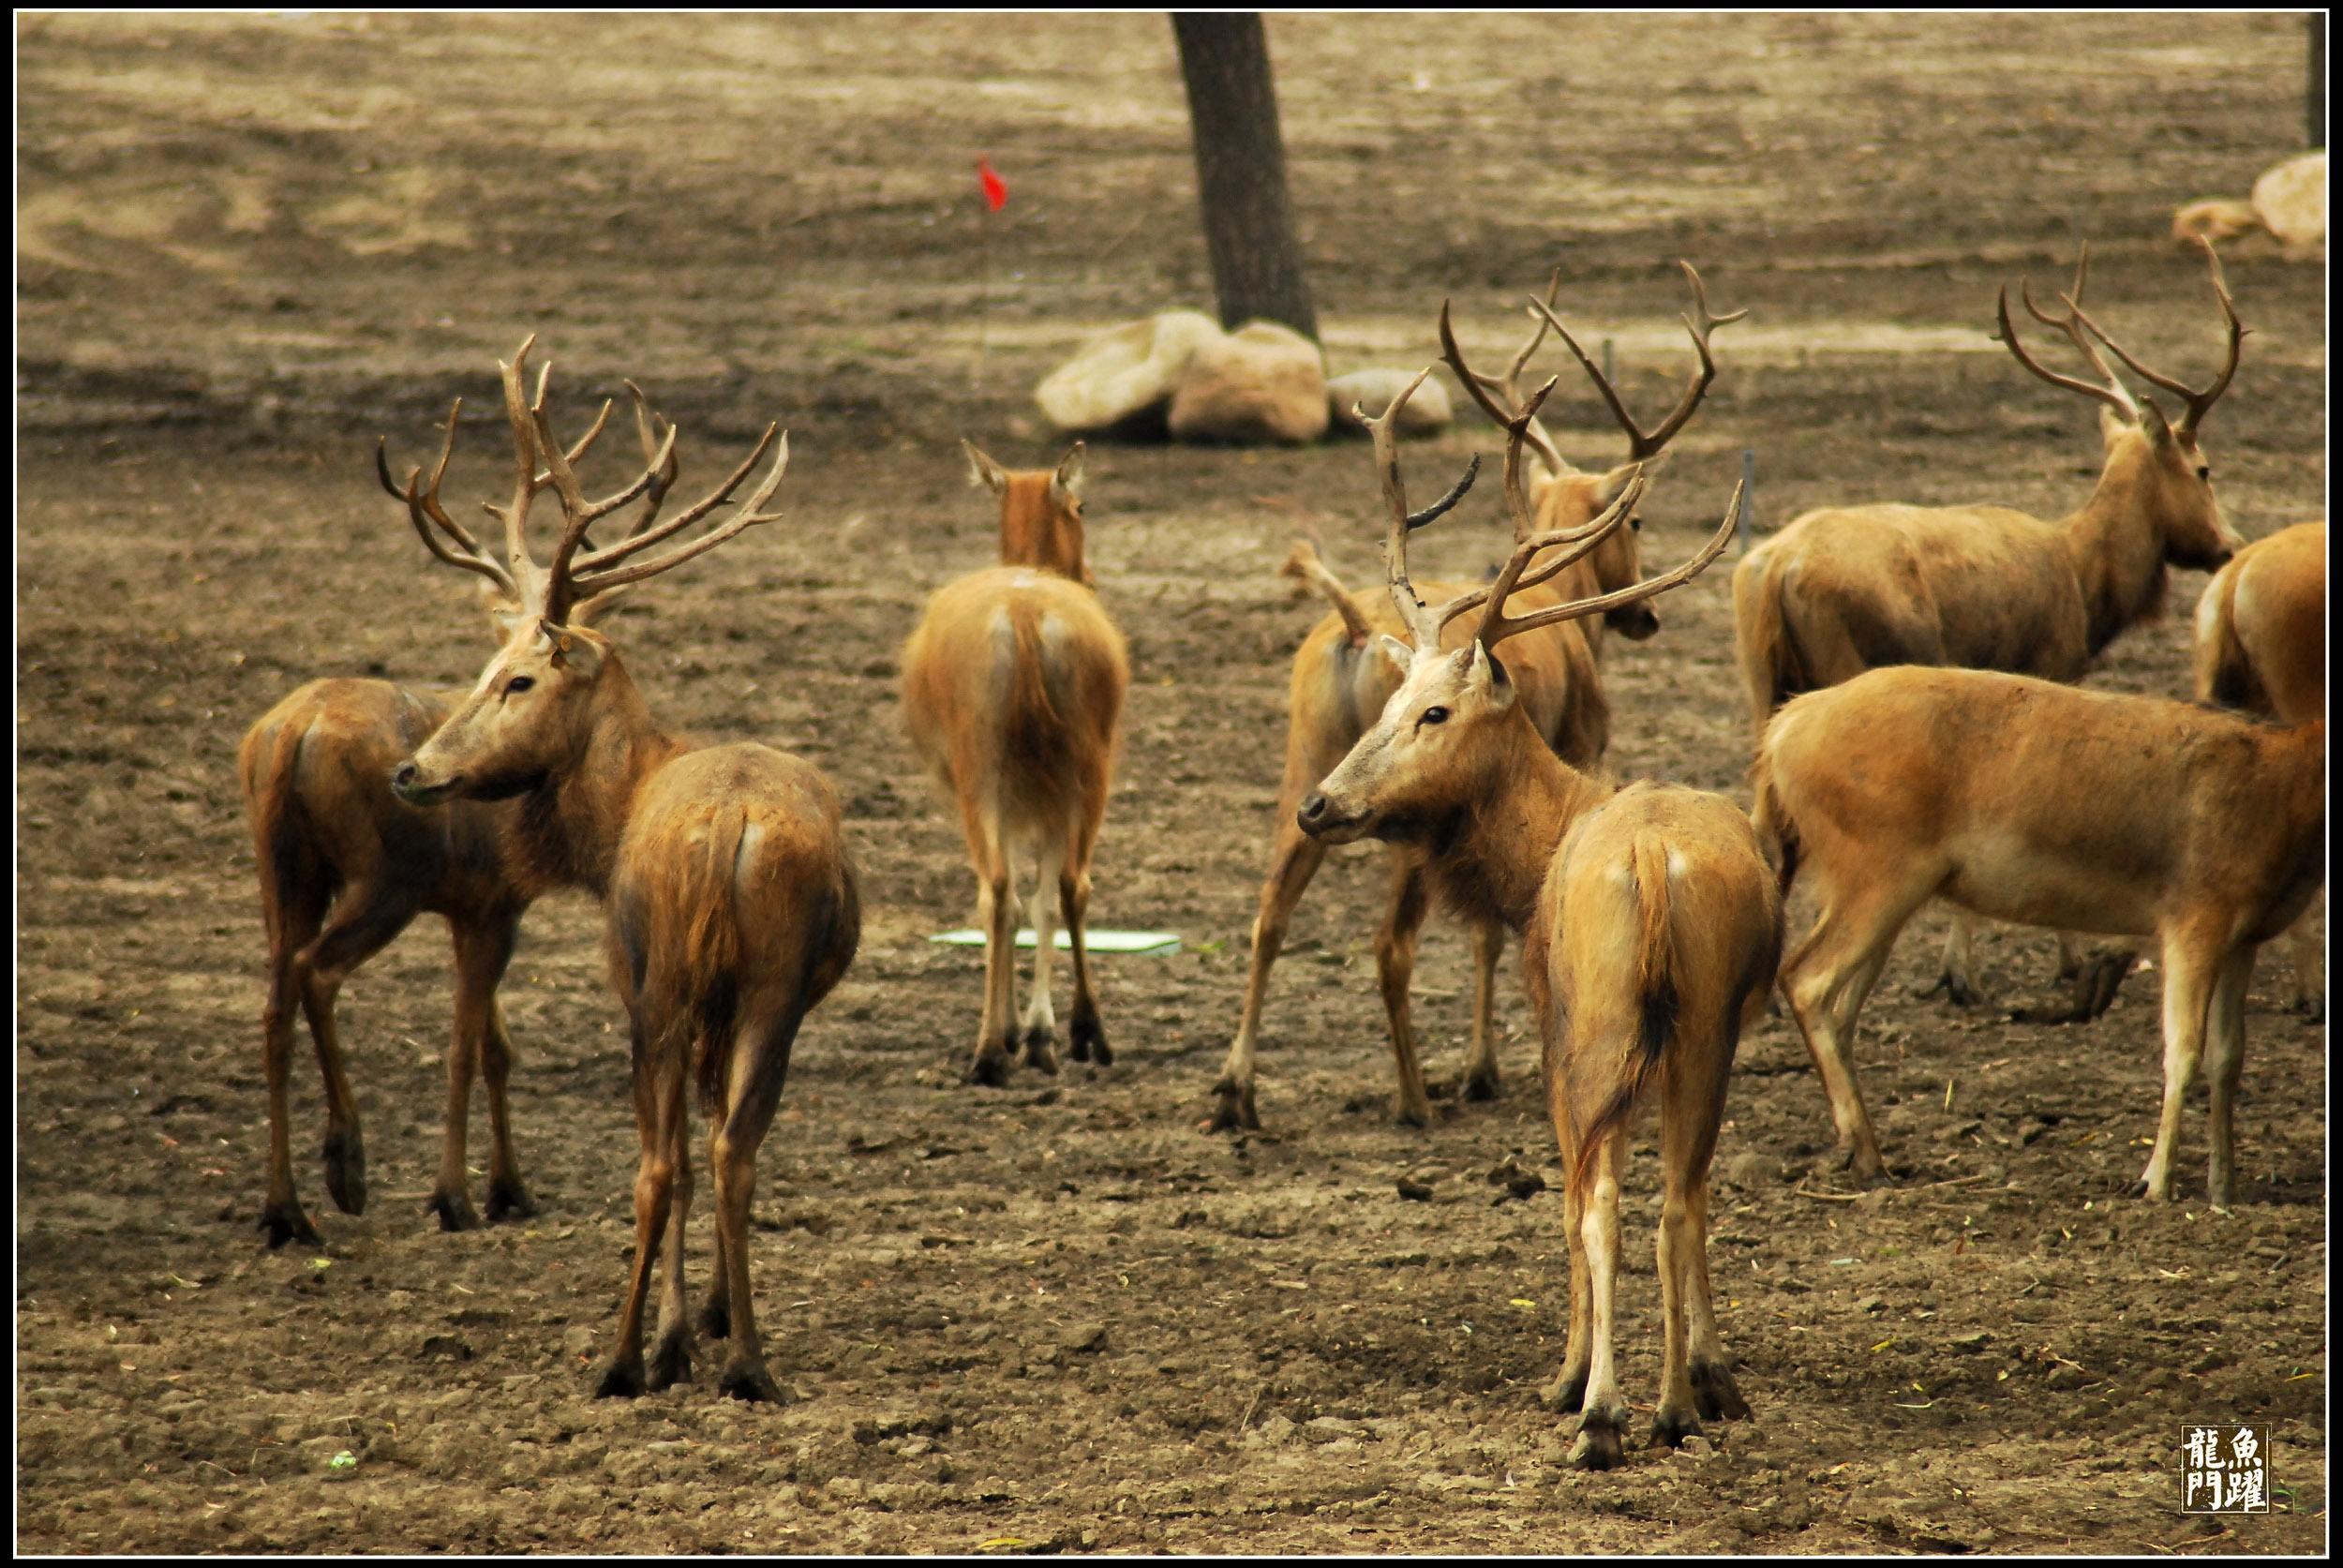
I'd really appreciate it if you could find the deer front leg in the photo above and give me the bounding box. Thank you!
[2281,894,2324,1020]
[431,918,517,1232]
[1213,826,1326,1132]
[2131,929,2221,1202]
[1062,851,1111,1068]
[1461,918,1504,1101]
[479,995,535,1222]
[1375,855,1434,1128]
[2202,946,2255,1209]
[1914,909,1984,1007]
[259,948,322,1248]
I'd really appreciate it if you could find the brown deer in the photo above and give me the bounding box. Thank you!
[1299,368,1777,1468]
[240,385,677,1247]
[1732,240,2246,1008]
[1211,264,1742,1132]
[1754,666,2324,1202]
[384,339,859,1402]
[902,441,1128,1087]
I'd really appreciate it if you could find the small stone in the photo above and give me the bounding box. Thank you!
[1395,1178,1434,1202]
[1856,1295,1886,1315]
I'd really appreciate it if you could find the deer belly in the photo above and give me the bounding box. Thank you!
[1937,828,2158,938]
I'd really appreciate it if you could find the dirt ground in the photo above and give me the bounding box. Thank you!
[15,11,2328,1555]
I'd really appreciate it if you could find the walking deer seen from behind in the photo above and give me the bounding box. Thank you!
[240,383,677,1247]
[1212,263,1743,1133]
[1298,368,1779,1468]
[903,441,1128,1087]
[1731,240,2246,1008]
[384,339,860,1403]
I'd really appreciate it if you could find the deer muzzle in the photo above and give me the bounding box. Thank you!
[389,757,462,808]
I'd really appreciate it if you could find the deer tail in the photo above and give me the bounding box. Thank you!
[1570,836,1678,1196]
[1281,534,1375,647]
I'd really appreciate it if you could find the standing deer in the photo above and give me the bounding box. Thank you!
[1731,241,2246,1008]
[385,339,859,1402]
[240,384,676,1247]
[1212,264,1742,1132]
[1755,667,2323,1202]
[1299,368,1776,1468]
[902,441,1128,1087]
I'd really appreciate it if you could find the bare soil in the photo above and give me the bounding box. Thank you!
[16,11,2327,1554]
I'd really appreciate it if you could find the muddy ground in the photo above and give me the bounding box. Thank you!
[15,11,2328,1555]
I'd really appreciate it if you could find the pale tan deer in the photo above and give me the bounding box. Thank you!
[385,339,859,1402]
[1755,666,2324,1203]
[902,441,1128,1087]
[1211,264,1742,1133]
[240,385,676,1247]
[1299,368,1777,1468]
[1732,240,2246,1008]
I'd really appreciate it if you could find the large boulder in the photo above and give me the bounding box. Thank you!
[2252,149,2325,250]
[1325,368,1454,437]
[1167,321,1329,445]
[1035,310,1226,433]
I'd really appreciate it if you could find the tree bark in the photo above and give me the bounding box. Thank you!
[2310,11,2326,149]
[1172,13,1319,341]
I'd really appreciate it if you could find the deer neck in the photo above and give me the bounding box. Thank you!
[2061,449,2170,655]
[1426,712,1607,933]
[516,653,686,899]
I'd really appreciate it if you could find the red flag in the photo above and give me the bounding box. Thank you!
[977,157,1007,213]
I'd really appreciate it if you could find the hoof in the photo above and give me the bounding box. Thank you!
[1837,1145,1888,1186]
[1393,1098,1431,1130]
[698,1296,731,1341]
[321,1127,367,1216]
[485,1178,536,1224]
[1541,1370,1588,1413]
[1462,1068,1500,1103]
[1648,1406,1703,1450]
[1569,1411,1626,1471]
[1022,1025,1060,1076]
[259,1202,322,1250]
[594,1354,647,1399]
[1069,1006,1111,1066]
[1207,1079,1260,1134]
[1913,970,1980,1008]
[428,1190,483,1233]
[965,1050,1012,1089]
[2128,1172,2171,1202]
[647,1329,693,1391]
[1691,1358,1751,1422]
[718,1359,786,1405]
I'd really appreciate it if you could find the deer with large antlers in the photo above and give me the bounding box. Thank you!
[383,338,860,1402]
[902,441,1128,1087]
[1212,264,1742,1133]
[1298,366,1778,1468]
[1732,241,2246,1010]
[240,385,679,1247]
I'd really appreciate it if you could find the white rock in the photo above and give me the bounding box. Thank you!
[1167,321,1329,445]
[2253,149,2326,249]
[1034,310,1226,433]
[1326,368,1453,436]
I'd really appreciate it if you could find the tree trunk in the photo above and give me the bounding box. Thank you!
[2310,11,2326,149]
[1172,13,1319,341]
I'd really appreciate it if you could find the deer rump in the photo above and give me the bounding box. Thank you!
[903,568,1126,838]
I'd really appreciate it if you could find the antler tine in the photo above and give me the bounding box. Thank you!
[1364,366,1447,650]
[573,422,772,575]
[374,397,521,595]
[1475,477,1740,651]
[1438,298,1567,475]
[1429,468,1648,641]
[1530,259,1744,463]
[1994,269,2139,421]
[485,336,546,582]
[538,396,612,481]
[1500,375,1561,544]
[2064,236,2245,439]
[566,427,791,600]
[1501,270,1562,401]
[620,379,680,540]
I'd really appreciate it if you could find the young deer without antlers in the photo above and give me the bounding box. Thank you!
[1732,240,2246,1011]
[1298,369,1777,1469]
[1212,264,1742,1133]
[384,338,860,1402]
[1755,666,2322,1203]
[903,441,1128,1087]
[240,383,678,1247]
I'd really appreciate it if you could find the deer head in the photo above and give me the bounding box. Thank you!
[1296,369,1741,846]
[964,439,1093,586]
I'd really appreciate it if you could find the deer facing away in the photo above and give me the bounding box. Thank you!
[1212,263,1742,1133]
[384,339,859,1402]
[1731,241,2246,1009]
[902,442,1128,1087]
[1299,368,1778,1468]
[239,386,678,1247]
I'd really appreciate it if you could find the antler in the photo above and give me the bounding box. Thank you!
[1993,246,2141,421]
[1364,366,1483,650]
[1438,278,1568,484]
[377,396,521,597]
[1530,260,1745,462]
[2061,236,2245,439]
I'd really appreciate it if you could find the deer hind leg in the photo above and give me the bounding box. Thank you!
[1375,854,1434,1128]
[2282,892,2324,1020]
[2132,928,2223,1202]
[1062,815,1111,1068]
[1213,824,1328,1132]
[1652,1038,1743,1445]
[965,825,1020,1089]
[430,917,518,1232]
[646,1089,697,1392]
[1543,1116,1592,1415]
[596,1031,685,1399]
[259,879,329,1248]
[1020,838,1064,1075]
[2202,946,2256,1209]
[1566,1134,1630,1471]
[1461,918,1504,1102]
[1781,873,1936,1182]
[711,1006,803,1404]
[296,883,418,1219]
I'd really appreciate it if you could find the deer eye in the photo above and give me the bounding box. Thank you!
[2196,465,2212,482]
[1629,515,1643,532]
[1420,706,1450,726]
[504,676,535,697]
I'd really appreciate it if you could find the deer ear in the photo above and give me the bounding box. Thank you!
[1468,639,1517,708]
[1600,452,1667,506]
[2137,397,2176,449]
[1052,441,1086,502]
[482,581,530,645]
[2097,403,2134,451]
[961,439,1009,495]
[1373,634,1412,676]
[569,584,631,628]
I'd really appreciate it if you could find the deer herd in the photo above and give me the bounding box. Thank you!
[236,238,2323,1467]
